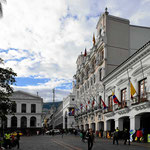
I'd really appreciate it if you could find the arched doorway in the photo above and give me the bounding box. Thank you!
[91,123,95,132]
[11,116,17,128]
[98,121,104,131]
[119,116,130,131]
[135,112,150,142]
[107,119,115,132]
[21,116,27,128]
[30,117,36,127]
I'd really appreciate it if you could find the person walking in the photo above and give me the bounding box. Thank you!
[86,129,95,150]
[136,128,143,142]
[113,127,119,145]
[16,132,20,149]
[123,128,130,145]
[61,129,64,138]
[4,131,11,149]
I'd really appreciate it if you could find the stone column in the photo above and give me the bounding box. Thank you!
[27,117,30,128]
[104,120,108,131]
[17,117,21,128]
[17,103,21,113]
[115,119,119,129]
[7,116,11,128]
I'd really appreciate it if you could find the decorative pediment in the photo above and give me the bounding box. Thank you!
[106,86,114,92]
[132,65,150,77]
[9,91,42,100]
[116,78,128,86]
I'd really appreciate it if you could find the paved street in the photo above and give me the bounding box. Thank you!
[11,134,150,150]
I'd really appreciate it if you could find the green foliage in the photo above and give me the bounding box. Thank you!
[0,58,17,118]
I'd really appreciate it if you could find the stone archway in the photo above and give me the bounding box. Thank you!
[21,116,27,128]
[106,119,115,132]
[118,116,130,131]
[30,117,36,127]
[11,116,17,128]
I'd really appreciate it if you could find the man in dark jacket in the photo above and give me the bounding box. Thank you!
[86,129,95,150]
[113,127,119,145]
[123,129,130,145]
[16,132,20,149]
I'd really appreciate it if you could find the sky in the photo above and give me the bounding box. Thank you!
[0,0,150,102]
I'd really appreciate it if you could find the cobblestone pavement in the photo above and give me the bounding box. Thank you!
[10,134,150,150]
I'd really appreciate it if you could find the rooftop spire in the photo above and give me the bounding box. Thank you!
[105,7,109,15]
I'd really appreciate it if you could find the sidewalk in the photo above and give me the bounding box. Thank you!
[95,137,150,148]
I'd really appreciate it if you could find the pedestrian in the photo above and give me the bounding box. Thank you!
[113,127,119,145]
[15,132,20,149]
[61,129,64,138]
[86,129,95,150]
[4,131,11,149]
[123,128,130,145]
[136,128,143,142]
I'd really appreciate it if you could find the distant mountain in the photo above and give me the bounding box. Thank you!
[43,101,62,110]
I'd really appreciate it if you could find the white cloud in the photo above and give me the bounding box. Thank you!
[0,0,150,102]
[13,78,72,102]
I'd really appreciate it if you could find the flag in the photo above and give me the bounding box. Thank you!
[80,104,83,110]
[84,48,87,56]
[71,108,75,115]
[112,92,121,105]
[92,99,95,107]
[101,98,107,109]
[130,81,136,99]
[93,33,96,46]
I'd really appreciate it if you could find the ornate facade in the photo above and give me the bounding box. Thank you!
[73,9,150,136]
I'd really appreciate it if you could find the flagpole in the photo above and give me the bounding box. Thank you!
[140,60,144,79]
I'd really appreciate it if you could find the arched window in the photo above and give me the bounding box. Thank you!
[11,116,17,128]
[21,116,27,128]
[30,117,36,127]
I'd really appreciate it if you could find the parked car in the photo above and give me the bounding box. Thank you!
[53,129,60,134]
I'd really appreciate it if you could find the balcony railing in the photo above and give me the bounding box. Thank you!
[131,94,148,105]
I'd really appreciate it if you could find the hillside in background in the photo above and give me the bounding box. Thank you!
[43,101,62,110]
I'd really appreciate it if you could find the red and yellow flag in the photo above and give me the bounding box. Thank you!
[130,81,136,99]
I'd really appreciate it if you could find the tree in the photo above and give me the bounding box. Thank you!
[0,0,6,18]
[0,58,17,130]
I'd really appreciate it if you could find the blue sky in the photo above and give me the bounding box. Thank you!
[0,0,150,102]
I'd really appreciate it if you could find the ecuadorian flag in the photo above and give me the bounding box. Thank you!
[112,92,121,105]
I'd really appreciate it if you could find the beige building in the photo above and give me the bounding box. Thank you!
[73,8,150,135]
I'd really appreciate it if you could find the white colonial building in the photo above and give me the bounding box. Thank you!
[103,41,150,133]
[0,91,43,132]
[63,93,76,129]
[73,8,150,138]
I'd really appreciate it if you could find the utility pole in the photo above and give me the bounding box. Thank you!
[52,88,55,129]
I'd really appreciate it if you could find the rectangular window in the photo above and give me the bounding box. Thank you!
[99,96,102,109]
[101,50,104,61]
[93,74,96,83]
[87,81,89,88]
[108,95,113,112]
[139,78,147,102]
[99,69,102,81]
[91,78,93,86]
[121,88,127,108]
[31,104,36,113]
[21,104,26,113]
